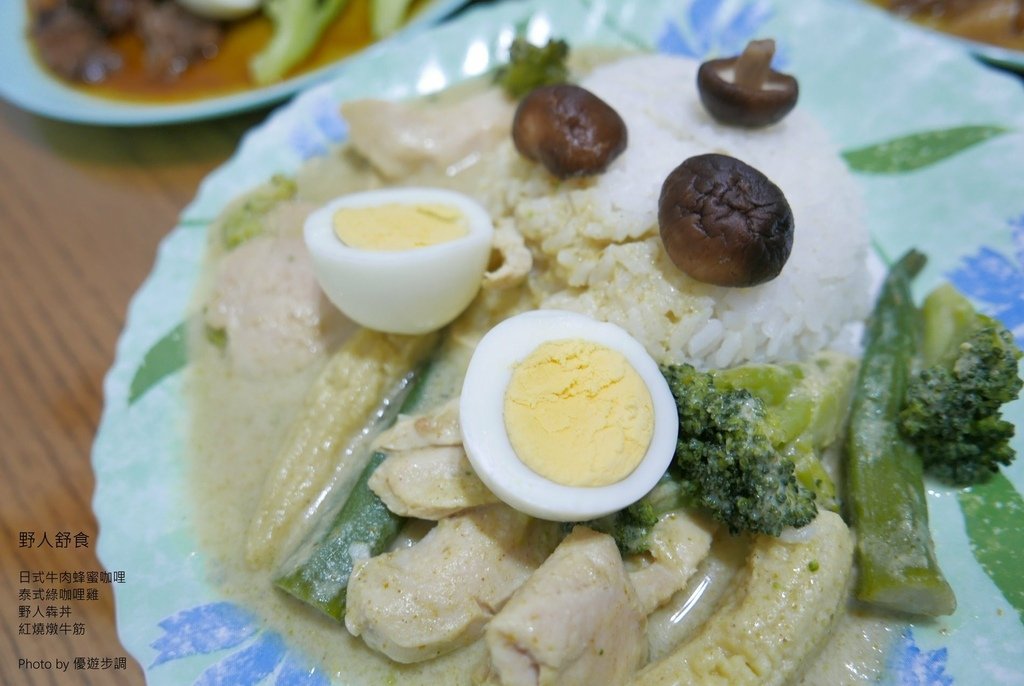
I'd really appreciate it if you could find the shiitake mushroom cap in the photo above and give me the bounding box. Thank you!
[512,84,627,179]
[658,153,794,288]
[697,39,799,128]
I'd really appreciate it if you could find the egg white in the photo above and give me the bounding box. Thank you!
[460,309,679,522]
[304,187,494,335]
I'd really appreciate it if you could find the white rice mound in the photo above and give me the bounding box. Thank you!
[498,53,871,369]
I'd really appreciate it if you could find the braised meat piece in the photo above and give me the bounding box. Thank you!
[95,0,138,32]
[29,0,222,84]
[135,0,222,81]
[31,3,122,82]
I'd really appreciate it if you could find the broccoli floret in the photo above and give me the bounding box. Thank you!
[583,476,685,555]
[495,37,570,99]
[588,355,850,553]
[250,0,351,85]
[219,174,297,250]
[714,350,858,511]
[204,324,228,350]
[899,284,1022,485]
[662,363,818,537]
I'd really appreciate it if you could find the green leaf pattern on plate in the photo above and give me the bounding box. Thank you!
[958,471,1024,626]
[128,321,188,405]
[842,125,1010,174]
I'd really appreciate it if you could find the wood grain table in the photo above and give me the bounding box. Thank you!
[0,98,272,686]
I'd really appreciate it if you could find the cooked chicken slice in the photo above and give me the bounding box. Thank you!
[341,89,515,179]
[483,219,533,291]
[204,236,342,375]
[375,397,462,451]
[369,396,496,519]
[481,527,647,686]
[345,504,558,663]
[369,445,498,519]
[626,511,717,614]
[634,510,854,686]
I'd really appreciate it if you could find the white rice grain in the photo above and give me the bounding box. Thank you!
[501,53,871,368]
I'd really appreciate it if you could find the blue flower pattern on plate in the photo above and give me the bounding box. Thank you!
[151,602,329,685]
[890,628,954,686]
[656,0,773,60]
[949,213,1024,346]
[287,90,349,161]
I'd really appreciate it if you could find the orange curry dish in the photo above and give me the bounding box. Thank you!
[25,0,396,104]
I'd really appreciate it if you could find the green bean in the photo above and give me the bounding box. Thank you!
[274,449,403,621]
[273,336,472,621]
[844,250,956,616]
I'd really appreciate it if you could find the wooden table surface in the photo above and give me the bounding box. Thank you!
[0,97,273,686]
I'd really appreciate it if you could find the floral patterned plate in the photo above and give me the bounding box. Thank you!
[92,0,1024,683]
[850,0,1024,75]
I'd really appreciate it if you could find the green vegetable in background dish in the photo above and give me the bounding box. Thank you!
[250,0,354,84]
[845,249,956,617]
[495,37,571,99]
[371,0,417,37]
[249,0,427,83]
[900,283,1022,485]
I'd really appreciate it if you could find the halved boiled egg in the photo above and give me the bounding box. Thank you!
[304,187,494,335]
[460,309,679,522]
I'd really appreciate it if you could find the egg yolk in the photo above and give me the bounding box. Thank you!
[333,203,468,251]
[503,339,654,487]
